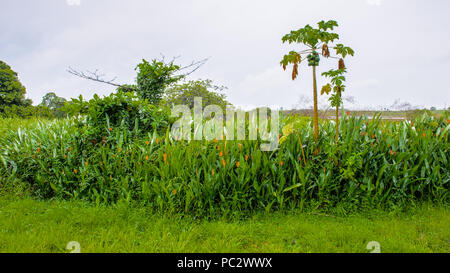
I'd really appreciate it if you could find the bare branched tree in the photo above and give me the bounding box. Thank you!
[177,58,209,76]
[67,67,135,90]
[67,56,209,90]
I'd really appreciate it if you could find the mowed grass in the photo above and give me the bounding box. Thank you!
[0,195,448,253]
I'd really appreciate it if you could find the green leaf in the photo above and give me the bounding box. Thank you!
[321,84,332,95]
[283,183,302,193]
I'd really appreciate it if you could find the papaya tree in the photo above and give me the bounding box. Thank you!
[321,68,347,143]
[280,20,354,141]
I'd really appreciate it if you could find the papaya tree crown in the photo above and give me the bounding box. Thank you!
[280,20,354,81]
[281,20,340,48]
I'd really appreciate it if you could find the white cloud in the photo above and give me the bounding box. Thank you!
[66,0,81,6]
[366,0,382,6]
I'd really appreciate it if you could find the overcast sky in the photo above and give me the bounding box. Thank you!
[1,0,449,110]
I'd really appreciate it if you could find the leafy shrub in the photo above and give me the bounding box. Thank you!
[63,91,171,143]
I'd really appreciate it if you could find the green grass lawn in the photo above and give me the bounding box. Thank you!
[0,195,448,253]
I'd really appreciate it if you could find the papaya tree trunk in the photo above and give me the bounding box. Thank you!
[312,65,319,140]
[335,105,339,143]
[335,88,341,144]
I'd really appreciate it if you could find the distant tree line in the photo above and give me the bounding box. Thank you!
[0,60,67,118]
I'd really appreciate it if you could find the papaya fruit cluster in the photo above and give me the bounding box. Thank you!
[307,52,320,66]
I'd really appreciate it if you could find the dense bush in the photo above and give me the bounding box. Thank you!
[0,112,448,217]
[63,91,172,142]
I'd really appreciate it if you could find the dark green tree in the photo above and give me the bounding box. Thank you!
[41,92,67,118]
[0,60,31,113]
[162,79,231,109]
